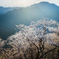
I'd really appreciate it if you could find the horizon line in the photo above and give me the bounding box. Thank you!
[0,1,59,8]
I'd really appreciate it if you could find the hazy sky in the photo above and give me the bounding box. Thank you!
[0,0,59,7]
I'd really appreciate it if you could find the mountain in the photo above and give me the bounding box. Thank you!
[0,7,13,15]
[0,2,59,40]
[0,6,20,15]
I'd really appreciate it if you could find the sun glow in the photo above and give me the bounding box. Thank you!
[0,0,59,7]
[19,0,36,7]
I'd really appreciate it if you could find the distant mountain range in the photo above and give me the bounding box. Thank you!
[0,2,59,40]
[0,6,20,15]
[0,7,13,15]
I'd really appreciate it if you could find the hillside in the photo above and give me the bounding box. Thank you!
[0,19,59,59]
[0,6,20,15]
[0,7,14,15]
[0,2,59,40]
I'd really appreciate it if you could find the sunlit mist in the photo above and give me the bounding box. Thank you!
[0,0,59,7]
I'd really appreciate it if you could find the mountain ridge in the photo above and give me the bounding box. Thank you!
[0,6,20,15]
[0,2,59,40]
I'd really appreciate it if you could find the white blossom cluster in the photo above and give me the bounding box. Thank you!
[6,18,59,48]
[0,18,59,59]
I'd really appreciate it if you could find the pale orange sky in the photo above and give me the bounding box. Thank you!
[0,0,59,7]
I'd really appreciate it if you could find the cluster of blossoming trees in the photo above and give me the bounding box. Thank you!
[0,18,59,59]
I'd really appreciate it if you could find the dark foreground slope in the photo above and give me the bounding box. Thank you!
[0,2,59,40]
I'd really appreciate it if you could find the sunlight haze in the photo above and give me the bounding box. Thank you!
[0,0,59,7]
